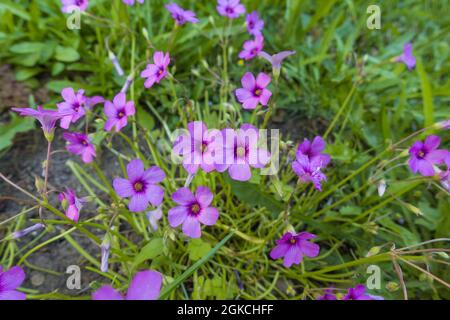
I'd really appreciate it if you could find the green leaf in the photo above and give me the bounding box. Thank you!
[10,42,44,54]
[132,238,164,268]
[55,46,80,62]
[0,1,30,20]
[0,113,35,151]
[188,239,212,261]
[159,232,234,300]
[416,59,434,127]
[137,107,155,131]
[15,68,41,81]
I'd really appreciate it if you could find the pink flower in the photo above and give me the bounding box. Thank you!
[140,51,170,89]
[220,125,271,181]
[296,136,330,167]
[317,289,337,300]
[113,159,165,212]
[258,50,296,76]
[122,0,144,5]
[239,35,264,60]
[12,223,45,239]
[270,231,320,268]
[396,42,416,70]
[92,270,162,300]
[11,106,67,140]
[408,135,449,177]
[235,72,272,109]
[63,132,96,163]
[59,188,86,222]
[217,0,245,19]
[104,92,135,132]
[0,266,26,300]
[246,11,264,36]
[173,121,223,174]
[57,87,87,129]
[168,186,219,238]
[61,0,88,13]
[292,155,327,191]
[165,2,198,25]
[343,285,384,300]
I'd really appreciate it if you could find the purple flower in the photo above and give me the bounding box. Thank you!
[104,92,135,132]
[0,266,26,300]
[296,136,330,167]
[63,132,96,163]
[235,72,272,110]
[408,135,449,177]
[395,42,416,70]
[165,3,198,25]
[168,186,219,238]
[85,95,105,110]
[258,50,296,76]
[11,106,66,140]
[100,234,111,273]
[292,155,327,191]
[239,35,264,60]
[122,0,144,5]
[12,223,45,240]
[343,285,384,300]
[59,188,86,222]
[113,159,165,212]
[57,87,87,129]
[92,270,162,300]
[220,125,271,181]
[217,0,245,19]
[317,289,337,300]
[269,231,320,268]
[246,11,264,36]
[140,51,170,89]
[61,0,88,13]
[173,121,223,174]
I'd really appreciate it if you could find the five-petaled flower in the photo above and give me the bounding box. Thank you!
[140,51,170,89]
[59,188,86,222]
[269,231,320,268]
[165,2,198,25]
[246,11,264,36]
[216,0,245,19]
[395,42,416,70]
[0,266,26,300]
[57,87,87,129]
[235,72,272,110]
[168,186,219,238]
[92,270,162,300]
[113,159,165,212]
[63,131,96,163]
[239,35,264,61]
[104,92,135,132]
[408,135,449,177]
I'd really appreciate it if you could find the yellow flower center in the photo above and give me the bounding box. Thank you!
[134,182,143,192]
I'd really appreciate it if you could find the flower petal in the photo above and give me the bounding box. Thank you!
[92,286,124,300]
[241,72,255,90]
[195,186,213,207]
[0,266,25,291]
[172,187,195,205]
[198,207,219,226]
[229,164,252,181]
[182,216,201,238]
[113,178,134,198]
[168,206,189,227]
[143,166,166,184]
[145,185,164,207]
[126,270,162,300]
[128,193,149,212]
[127,159,145,181]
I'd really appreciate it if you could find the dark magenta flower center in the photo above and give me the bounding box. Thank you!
[236,146,246,158]
[117,109,126,119]
[81,139,88,146]
[418,150,425,159]
[225,7,234,14]
[189,202,201,216]
[133,180,146,192]
[254,88,262,96]
[157,68,164,76]
[290,238,297,245]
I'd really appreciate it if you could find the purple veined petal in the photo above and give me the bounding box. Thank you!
[81,147,96,164]
[128,193,149,212]
[115,117,129,132]
[241,72,256,91]
[125,101,135,116]
[153,51,165,66]
[258,51,272,63]
[182,216,202,238]
[242,97,260,110]
[197,207,219,226]
[145,184,164,207]
[0,290,26,300]
[66,142,83,155]
[256,72,271,88]
[61,87,76,103]
[92,285,124,300]
[195,186,213,208]
[423,135,441,151]
[409,140,423,155]
[408,156,419,174]
[168,206,189,227]
[126,270,162,300]
[143,166,166,184]
[144,76,157,88]
[417,160,435,177]
[187,121,207,140]
[296,232,316,240]
[0,266,25,291]
[427,149,450,164]
[283,246,303,268]
[229,163,252,181]
[126,159,145,181]
[300,241,320,258]
[272,51,296,66]
[235,88,253,103]
[66,205,80,222]
[141,64,158,78]
[269,243,290,260]
[113,92,126,108]
[183,162,200,175]
[113,178,134,198]
[172,187,196,205]
[60,116,72,129]
[310,136,326,154]
[258,89,272,106]
[104,118,117,132]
